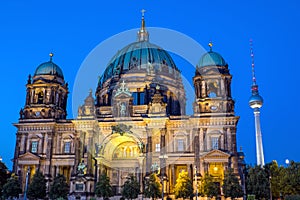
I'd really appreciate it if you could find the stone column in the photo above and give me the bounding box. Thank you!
[194,128,200,170]
[203,128,207,151]
[137,155,145,193]
[227,128,232,152]
[145,127,152,174]
[160,128,166,177]
[199,128,204,152]
[171,164,175,193]
[87,131,94,175]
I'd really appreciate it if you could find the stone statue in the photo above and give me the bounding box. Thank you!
[77,160,86,175]
[120,102,126,117]
[147,62,155,75]
[19,108,24,119]
[27,74,31,84]
[138,142,144,153]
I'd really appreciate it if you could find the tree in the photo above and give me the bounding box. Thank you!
[0,161,10,197]
[144,173,161,200]
[264,160,284,199]
[246,165,270,200]
[95,173,113,199]
[2,175,22,199]
[174,170,193,199]
[280,161,300,197]
[199,173,219,199]
[121,175,140,200]
[27,171,47,200]
[49,174,69,200]
[222,168,243,199]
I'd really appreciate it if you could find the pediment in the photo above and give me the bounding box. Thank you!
[202,149,230,163]
[115,93,132,99]
[114,80,131,98]
[19,152,40,161]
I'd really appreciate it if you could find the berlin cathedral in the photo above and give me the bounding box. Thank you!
[12,15,245,199]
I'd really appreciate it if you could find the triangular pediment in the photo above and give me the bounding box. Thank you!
[114,80,131,97]
[202,149,230,163]
[115,93,132,99]
[18,152,40,161]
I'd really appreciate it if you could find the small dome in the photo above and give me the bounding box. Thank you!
[249,94,263,109]
[198,51,227,67]
[34,60,64,78]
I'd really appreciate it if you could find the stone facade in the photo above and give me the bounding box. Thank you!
[12,21,245,199]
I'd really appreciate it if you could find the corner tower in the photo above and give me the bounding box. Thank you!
[193,42,240,177]
[248,40,265,166]
[20,53,69,120]
[193,42,235,117]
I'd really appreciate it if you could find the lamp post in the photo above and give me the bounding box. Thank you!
[269,175,272,200]
[194,166,198,200]
[24,166,30,200]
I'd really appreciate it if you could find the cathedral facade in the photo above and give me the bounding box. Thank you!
[13,17,244,199]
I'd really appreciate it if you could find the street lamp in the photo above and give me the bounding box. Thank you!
[194,166,198,200]
[24,166,31,200]
[285,159,290,167]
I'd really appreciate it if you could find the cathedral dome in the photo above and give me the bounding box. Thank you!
[34,54,64,78]
[198,50,227,67]
[98,40,178,86]
[95,15,186,117]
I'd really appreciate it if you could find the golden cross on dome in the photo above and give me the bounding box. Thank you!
[141,9,146,18]
[208,41,213,51]
[49,52,54,61]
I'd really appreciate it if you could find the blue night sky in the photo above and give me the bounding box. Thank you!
[0,0,299,169]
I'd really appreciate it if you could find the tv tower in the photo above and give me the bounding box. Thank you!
[248,40,265,166]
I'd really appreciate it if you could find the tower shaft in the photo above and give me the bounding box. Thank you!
[254,109,264,166]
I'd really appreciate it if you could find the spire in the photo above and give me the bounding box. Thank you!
[250,39,257,86]
[49,52,54,62]
[137,9,149,42]
[249,40,261,98]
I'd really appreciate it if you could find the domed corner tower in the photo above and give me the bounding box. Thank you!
[20,53,69,120]
[192,42,241,175]
[95,15,186,120]
[193,42,235,117]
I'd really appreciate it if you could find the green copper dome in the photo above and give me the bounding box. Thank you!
[98,40,179,86]
[34,60,64,78]
[198,51,227,67]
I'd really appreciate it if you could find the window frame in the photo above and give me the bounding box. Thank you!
[31,141,38,153]
[64,141,71,154]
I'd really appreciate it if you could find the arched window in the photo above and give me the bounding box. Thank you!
[208,92,217,98]
[37,92,44,104]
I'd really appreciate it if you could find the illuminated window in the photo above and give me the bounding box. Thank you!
[31,141,38,153]
[64,142,71,153]
[211,137,219,149]
[155,143,160,152]
[177,139,184,151]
